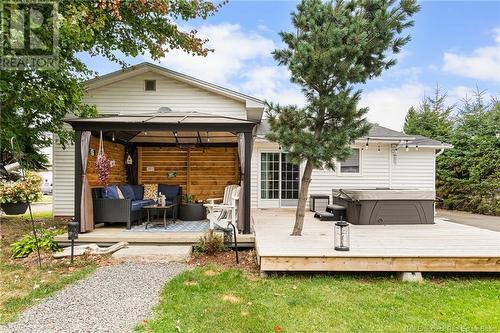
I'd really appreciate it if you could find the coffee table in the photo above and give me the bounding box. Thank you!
[143,204,178,229]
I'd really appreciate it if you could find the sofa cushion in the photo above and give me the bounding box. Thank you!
[130,185,144,200]
[158,184,180,199]
[118,184,135,200]
[103,185,120,199]
[131,199,155,211]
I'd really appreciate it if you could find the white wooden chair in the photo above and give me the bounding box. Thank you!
[204,185,240,230]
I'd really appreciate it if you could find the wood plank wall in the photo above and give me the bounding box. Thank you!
[138,146,240,201]
[87,136,127,187]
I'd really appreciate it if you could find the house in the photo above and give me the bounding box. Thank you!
[53,62,451,234]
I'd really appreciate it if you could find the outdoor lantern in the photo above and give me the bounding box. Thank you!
[68,220,79,263]
[334,220,350,251]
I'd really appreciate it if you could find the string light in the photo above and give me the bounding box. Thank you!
[112,132,115,141]
[144,131,148,136]
[405,140,409,152]
[415,145,419,151]
[365,138,369,150]
[377,145,380,152]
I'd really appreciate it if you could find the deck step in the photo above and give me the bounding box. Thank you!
[111,245,192,262]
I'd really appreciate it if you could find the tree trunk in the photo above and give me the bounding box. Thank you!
[291,159,314,236]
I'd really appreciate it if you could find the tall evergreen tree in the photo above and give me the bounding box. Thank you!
[403,85,453,142]
[437,91,500,215]
[267,0,420,235]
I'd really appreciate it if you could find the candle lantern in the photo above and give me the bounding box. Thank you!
[334,220,350,251]
[68,220,79,263]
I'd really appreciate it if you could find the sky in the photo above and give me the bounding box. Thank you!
[80,0,500,131]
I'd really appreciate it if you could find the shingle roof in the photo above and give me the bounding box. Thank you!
[256,119,451,148]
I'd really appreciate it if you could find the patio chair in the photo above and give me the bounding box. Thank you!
[204,185,240,230]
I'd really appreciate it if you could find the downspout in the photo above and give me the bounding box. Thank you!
[435,148,445,157]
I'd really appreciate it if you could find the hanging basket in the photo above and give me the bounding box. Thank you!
[1,202,29,215]
[95,131,111,186]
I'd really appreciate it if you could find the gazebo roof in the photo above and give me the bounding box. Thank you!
[64,111,257,132]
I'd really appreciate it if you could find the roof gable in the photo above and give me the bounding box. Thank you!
[85,62,264,109]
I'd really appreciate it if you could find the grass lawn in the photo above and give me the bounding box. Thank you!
[139,266,500,333]
[0,214,98,324]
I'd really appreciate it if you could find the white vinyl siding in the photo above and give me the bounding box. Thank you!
[52,135,75,216]
[83,72,247,118]
[251,141,437,209]
[309,145,390,197]
[251,139,279,209]
[391,148,435,190]
[53,71,247,216]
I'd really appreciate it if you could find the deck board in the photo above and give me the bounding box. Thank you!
[253,209,500,272]
[55,227,255,247]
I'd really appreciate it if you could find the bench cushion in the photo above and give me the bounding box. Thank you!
[131,199,155,211]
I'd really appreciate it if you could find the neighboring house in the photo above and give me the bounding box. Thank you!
[53,62,450,221]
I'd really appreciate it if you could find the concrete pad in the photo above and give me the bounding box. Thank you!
[112,245,192,262]
[398,272,423,282]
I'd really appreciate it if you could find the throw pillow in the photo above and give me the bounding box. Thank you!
[117,187,125,199]
[143,184,158,200]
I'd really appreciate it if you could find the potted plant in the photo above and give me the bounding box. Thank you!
[185,193,194,203]
[0,172,42,215]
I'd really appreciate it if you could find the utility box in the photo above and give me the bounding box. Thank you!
[309,194,330,212]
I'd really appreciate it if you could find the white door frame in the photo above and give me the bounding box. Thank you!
[258,149,300,208]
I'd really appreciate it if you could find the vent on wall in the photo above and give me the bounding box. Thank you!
[145,80,156,91]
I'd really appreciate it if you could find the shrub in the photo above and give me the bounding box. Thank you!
[11,228,64,258]
[0,172,42,204]
[193,230,226,254]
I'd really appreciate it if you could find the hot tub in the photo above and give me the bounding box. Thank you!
[331,188,436,225]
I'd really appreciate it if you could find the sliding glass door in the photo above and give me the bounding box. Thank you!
[260,152,299,208]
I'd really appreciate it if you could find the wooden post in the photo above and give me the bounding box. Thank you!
[137,147,142,184]
[74,130,82,225]
[243,132,252,234]
[187,147,191,196]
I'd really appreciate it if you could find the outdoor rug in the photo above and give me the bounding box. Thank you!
[127,220,210,232]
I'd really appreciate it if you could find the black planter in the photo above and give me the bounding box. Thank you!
[179,203,207,221]
[1,202,29,215]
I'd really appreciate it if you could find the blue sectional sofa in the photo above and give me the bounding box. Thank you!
[92,184,181,229]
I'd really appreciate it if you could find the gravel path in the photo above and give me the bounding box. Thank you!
[3,262,186,333]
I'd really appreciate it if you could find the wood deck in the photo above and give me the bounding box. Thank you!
[253,209,500,273]
[54,227,255,247]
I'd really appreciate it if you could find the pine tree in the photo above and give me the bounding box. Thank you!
[266,0,420,235]
[403,85,453,142]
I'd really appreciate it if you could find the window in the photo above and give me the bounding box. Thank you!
[339,148,360,174]
[145,80,156,91]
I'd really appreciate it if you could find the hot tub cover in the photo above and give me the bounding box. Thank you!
[335,189,435,201]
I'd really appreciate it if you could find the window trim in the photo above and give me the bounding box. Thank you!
[144,79,156,92]
[336,147,363,176]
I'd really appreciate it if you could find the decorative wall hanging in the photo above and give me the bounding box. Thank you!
[95,131,110,186]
